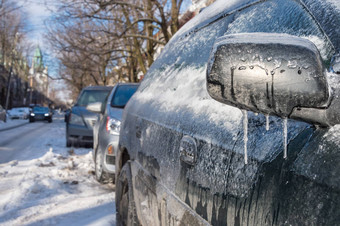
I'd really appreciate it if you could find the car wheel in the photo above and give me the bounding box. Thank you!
[29,118,34,123]
[48,119,52,123]
[116,162,139,226]
[95,149,110,183]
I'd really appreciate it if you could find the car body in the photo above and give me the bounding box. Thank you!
[0,105,6,122]
[66,86,112,147]
[29,106,53,123]
[8,107,29,119]
[90,83,139,183]
[116,0,340,225]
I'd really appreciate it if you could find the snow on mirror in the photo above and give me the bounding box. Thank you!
[207,33,330,162]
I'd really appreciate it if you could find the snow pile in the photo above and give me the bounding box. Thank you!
[0,121,116,225]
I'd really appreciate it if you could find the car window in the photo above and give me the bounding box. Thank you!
[76,90,110,107]
[301,0,340,52]
[225,0,335,63]
[33,107,49,113]
[111,85,138,108]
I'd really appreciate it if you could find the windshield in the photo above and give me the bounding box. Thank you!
[111,85,138,108]
[76,90,110,107]
[33,107,49,113]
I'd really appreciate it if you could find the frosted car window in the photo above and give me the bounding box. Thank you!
[141,17,232,84]
[225,0,334,62]
[301,0,340,52]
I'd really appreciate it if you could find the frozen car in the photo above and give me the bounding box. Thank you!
[87,83,139,183]
[66,86,112,147]
[29,106,52,123]
[116,0,340,225]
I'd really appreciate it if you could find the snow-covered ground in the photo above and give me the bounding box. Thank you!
[0,114,116,226]
[0,118,29,131]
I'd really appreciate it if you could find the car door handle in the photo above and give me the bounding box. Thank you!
[179,136,197,166]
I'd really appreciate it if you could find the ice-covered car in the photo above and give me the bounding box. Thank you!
[116,0,340,225]
[87,83,139,183]
[66,86,112,147]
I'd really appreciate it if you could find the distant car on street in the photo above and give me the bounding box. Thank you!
[29,106,53,123]
[87,83,139,183]
[8,107,30,119]
[66,86,112,147]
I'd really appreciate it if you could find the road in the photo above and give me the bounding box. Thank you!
[0,119,57,164]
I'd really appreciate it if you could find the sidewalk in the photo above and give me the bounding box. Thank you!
[0,119,29,132]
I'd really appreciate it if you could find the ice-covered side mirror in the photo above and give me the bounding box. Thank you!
[86,102,102,114]
[206,33,340,126]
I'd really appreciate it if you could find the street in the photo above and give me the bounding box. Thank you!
[0,114,116,226]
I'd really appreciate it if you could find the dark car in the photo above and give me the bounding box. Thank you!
[66,86,112,147]
[87,83,139,183]
[29,106,52,123]
[116,0,340,225]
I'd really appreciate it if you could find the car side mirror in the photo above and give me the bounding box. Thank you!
[206,33,339,126]
[86,102,102,114]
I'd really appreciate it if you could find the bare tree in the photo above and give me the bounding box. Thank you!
[45,0,191,96]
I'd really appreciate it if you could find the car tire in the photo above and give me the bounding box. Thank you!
[29,118,34,123]
[116,162,139,226]
[48,119,52,123]
[95,149,110,183]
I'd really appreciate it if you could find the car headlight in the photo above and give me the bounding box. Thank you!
[69,113,85,126]
[106,116,121,135]
[44,113,50,116]
[30,113,35,116]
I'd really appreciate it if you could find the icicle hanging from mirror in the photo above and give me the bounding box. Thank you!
[283,117,288,159]
[242,110,248,164]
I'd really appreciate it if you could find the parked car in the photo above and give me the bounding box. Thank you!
[87,83,139,183]
[66,86,112,147]
[8,107,29,119]
[116,0,340,225]
[29,106,53,123]
[0,105,6,122]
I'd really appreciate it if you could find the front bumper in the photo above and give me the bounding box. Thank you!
[102,136,119,174]
[67,123,93,144]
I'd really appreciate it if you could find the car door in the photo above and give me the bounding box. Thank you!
[120,0,339,225]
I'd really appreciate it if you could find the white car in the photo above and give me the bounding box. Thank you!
[8,107,29,119]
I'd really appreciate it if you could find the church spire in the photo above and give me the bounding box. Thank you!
[33,45,44,71]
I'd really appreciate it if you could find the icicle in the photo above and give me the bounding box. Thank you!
[283,117,288,159]
[242,110,248,164]
[265,114,270,131]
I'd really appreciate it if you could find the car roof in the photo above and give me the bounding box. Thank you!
[82,85,113,91]
[172,0,340,52]
[115,83,139,87]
